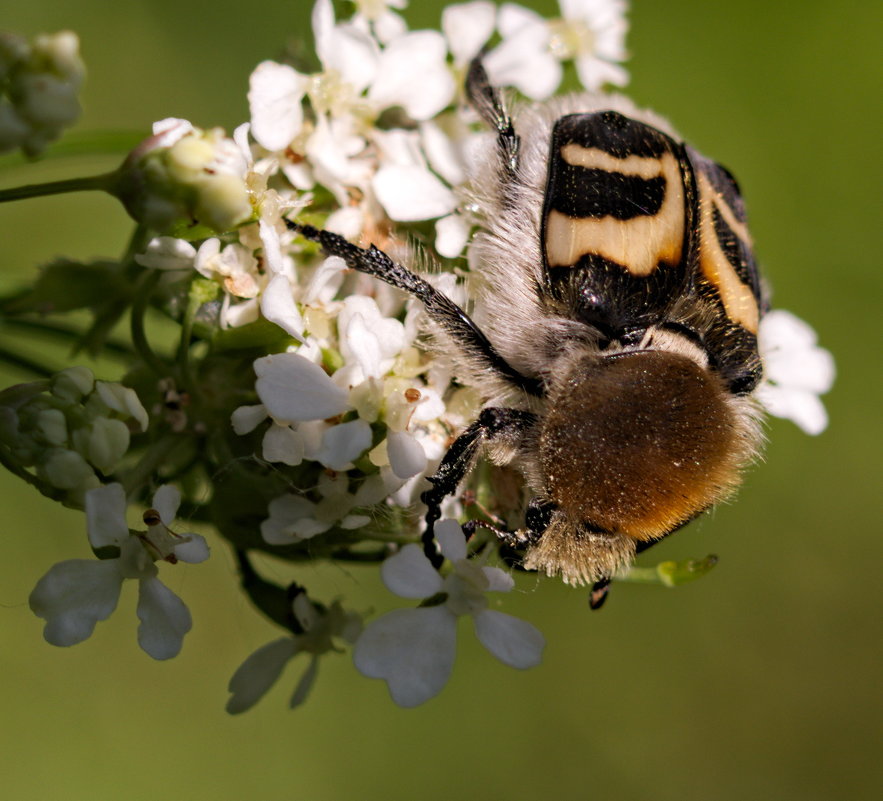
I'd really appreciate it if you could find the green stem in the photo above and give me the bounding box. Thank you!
[618,566,666,585]
[130,269,168,378]
[176,287,199,391]
[0,171,118,204]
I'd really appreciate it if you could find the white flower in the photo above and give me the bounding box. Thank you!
[29,483,209,660]
[261,471,379,546]
[485,0,629,99]
[226,594,362,714]
[552,0,629,90]
[353,520,544,707]
[756,309,835,435]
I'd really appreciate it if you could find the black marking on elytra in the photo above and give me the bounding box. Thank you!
[711,205,762,302]
[548,168,666,220]
[555,111,673,159]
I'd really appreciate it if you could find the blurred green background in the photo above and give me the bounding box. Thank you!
[1,1,880,799]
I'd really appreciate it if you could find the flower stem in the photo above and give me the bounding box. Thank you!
[130,269,168,378]
[0,171,118,204]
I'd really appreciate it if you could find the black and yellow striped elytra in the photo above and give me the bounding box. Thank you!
[541,109,764,395]
[290,56,768,603]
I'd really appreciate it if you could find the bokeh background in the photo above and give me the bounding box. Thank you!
[1,1,880,799]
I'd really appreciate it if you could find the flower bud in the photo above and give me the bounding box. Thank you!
[116,119,253,235]
[0,368,148,506]
[0,31,85,157]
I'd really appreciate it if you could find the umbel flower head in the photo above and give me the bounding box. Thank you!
[0,0,835,714]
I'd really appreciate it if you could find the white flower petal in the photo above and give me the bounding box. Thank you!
[222,297,260,328]
[473,609,544,669]
[353,606,457,707]
[497,2,544,36]
[151,117,194,147]
[289,655,320,708]
[442,1,496,65]
[226,637,299,714]
[436,519,467,562]
[575,55,629,91]
[373,164,457,222]
[420,121,466,186]
[231,403,268,435]
[314,0,379,92]
[382,543,444,598]
[290,288,330,334]
[85,483,129,549]
[386,430,427,479]
[435,213,469,258]
[254,352,351,422]
[259,218,287,277]
[248,61,307,152]
[136,576,192,660]
[339,514,372,530]
[172,533,210,564]
[134,236,196,270]
[152,484,181,527]
[262,423,305,465]
[482,565,515,593]
[303,255,347,304]
[261,494,317,545]
[29,559,123,646]
[316,419,373,470]
[368,31,454,120]
[343,312,382,379]
[755,385,830,436]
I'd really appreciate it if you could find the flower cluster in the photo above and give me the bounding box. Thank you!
[0,30,85,157]
[0,367,148,506]
[0,0,836,712]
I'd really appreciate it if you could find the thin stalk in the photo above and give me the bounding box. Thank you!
[129,269,167,378]
[0,171,117,204]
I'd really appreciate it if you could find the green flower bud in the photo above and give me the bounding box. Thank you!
[33,407,68,446]
[116,120,253,236]
[38,447,95,490]
[51,366,94,403]
[87,417,130,473]
[95,381,148,431]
